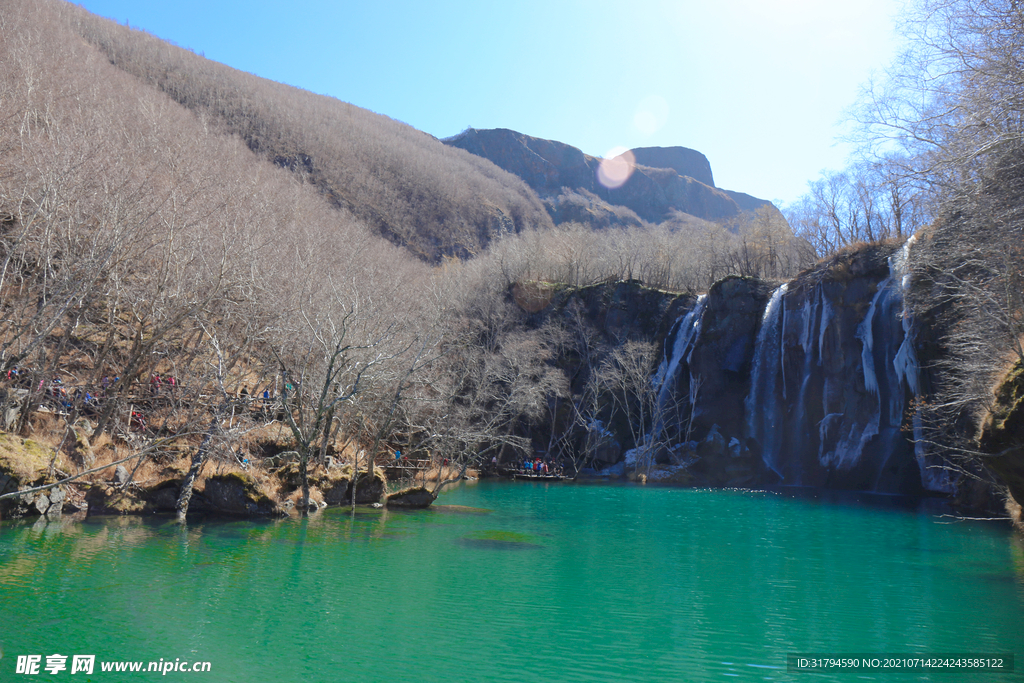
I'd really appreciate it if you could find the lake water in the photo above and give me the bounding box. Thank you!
[1,481,1022,682]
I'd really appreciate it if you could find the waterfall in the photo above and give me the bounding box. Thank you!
[889,236,953,493]
[891,236,920,397]
[817,296,834,365]
[644,237,954,495]
[654,295,707,409]
[814,236,952,492]
[791,288,826,484]
[854,277,892,398]
[826,270,900,475]
[632,295,708,468]
[746,283,788,477]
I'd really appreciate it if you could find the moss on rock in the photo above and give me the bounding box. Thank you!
[0,434,57,486]
[979,359,1024,526]
[0,434,66,519]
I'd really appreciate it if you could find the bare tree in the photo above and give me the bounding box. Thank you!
[787,161,930,258]
[593,340,661,476]
[852,0,1024,195]
[268,295,397,514]
[910,147,1024,461]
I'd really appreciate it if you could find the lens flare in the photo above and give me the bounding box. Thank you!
[597,147,635,190]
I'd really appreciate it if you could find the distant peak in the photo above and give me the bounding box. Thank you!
[628,147,715,187]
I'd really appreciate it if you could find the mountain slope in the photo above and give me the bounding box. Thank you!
[67,8,554,262]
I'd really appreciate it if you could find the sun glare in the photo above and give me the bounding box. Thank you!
[597,147,635,190]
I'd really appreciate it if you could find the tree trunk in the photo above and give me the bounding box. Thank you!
[175,420,216,523]
[350,449,360,512]
[300,448,311,514]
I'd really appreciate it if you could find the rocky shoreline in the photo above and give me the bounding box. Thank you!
[0,433,456,521]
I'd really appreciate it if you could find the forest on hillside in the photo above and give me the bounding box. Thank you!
[1,0,1022,516]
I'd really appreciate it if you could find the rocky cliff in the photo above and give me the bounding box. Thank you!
[444,128,773,225]
[979,361,1024,527]
[519,241,964,499]
[629,146,715,187]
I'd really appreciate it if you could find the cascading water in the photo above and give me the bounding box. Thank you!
[891,238,920,399]
[821,274,894,474]
[647,295,707,455]
[745,283,788,478]
[789,287,829,485]
[855,276,891,399]
[889,236,953,493]
[640,239,951,495]
[628,296,708,469]
[811,237,948,493]
[736,239,944,493]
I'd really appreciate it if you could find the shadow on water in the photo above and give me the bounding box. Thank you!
[772,484,1000,519]
[458,530,544,550]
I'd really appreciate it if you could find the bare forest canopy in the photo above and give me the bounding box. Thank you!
[65,5,555,263]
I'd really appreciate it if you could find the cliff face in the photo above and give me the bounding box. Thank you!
[511,280,690,468]
[446,128,595,194]
[520,242,959,497]
[629,146,715,187]
[603,165,739,222]
[683,277,770,444]
[979,361,1024,527]
[650,244,945,493]
[444,128,773,225]
[519,279,691,388]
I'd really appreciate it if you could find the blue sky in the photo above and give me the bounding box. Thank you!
[74,0,905,206]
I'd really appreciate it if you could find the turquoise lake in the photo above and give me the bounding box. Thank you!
[1,481,1022,682]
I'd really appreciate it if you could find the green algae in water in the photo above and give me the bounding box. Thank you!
[430,504,492,515]
[460,529,543,549]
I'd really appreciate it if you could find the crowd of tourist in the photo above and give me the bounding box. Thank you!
[519,457,563,476]
[2,366,285,433]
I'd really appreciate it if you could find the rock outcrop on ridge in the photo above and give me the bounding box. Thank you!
[444,128,774,225]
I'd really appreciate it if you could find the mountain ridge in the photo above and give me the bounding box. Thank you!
[443,127,774,225]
